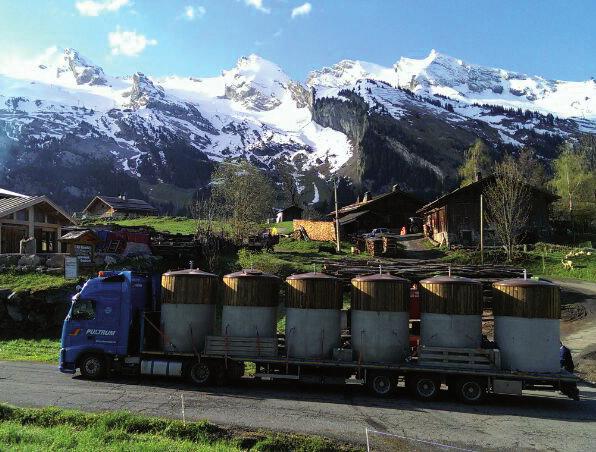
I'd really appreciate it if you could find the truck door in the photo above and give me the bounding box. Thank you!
[64,297,98,349]
[92,295,121,348]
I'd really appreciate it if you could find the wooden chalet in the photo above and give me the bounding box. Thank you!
[83,195,158,218]
[0,188,75,254]
[417,175,558,246]
[333,185,423,235]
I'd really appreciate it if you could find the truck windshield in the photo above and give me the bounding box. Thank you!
[71,298,96,321]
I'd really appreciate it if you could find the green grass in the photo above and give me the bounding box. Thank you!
[237,238,370,278]
[0,405,356,452]
[0,339,61,364]
[0,272,78,293]
[439,243,596,282]
[94,216,199,234]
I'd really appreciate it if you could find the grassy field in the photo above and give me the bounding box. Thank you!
[0,272,79,293]
[0,339,61,364]
[238,238,369,279]
[439,242,596,282]
[90,216,293,236]
[0,405,355,451]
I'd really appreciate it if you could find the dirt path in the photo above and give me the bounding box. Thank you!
[556,278,596,384]
[398,234,445,260]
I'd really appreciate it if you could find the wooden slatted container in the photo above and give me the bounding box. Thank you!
[492,279,560,319]
[492,278,561,372]
[351,273,410,312]
[419,275,483,315]
[160,268,218,353]
[161,269,218,304]
[285,272,342,309]
[222,270,280,307]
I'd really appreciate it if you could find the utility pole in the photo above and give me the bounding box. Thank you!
[480,192,484,265]
[334,177,341,252]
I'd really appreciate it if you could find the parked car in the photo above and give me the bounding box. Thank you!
[364,228,389,238]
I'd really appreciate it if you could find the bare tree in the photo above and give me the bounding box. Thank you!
[484,156,530,261]
[190,196,223,272]
[211,160,275,239]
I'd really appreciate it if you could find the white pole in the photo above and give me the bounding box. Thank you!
[181,394,186,425]
[480,193,484,265]
[334,178,341,252]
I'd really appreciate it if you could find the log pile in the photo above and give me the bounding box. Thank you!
[292,220,336,241]
[365,238,384,256]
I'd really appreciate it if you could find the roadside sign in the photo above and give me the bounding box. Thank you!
[65,256,79,279]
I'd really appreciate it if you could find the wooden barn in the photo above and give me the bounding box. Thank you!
[276,205,303,223]
[83,195,158,219]
[332,185,423,235]
[0,188,75,254]
[417,175,557,246]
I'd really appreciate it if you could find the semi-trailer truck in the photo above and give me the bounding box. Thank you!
[59,270,580,403]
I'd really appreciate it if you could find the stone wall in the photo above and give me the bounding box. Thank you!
[0,286,76,338]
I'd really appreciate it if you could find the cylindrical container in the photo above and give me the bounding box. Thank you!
[221,269,281,338]
[351,273,411,363]
[160,269,218,353]
[493,278,560,372]
[285,272,343,359]
[419,275,483,348]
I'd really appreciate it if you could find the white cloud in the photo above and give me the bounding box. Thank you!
[0,46,59,78]
[244,0,270,14]
[291,2,311,18]
[108,28,157,56]
[75,0,130,16]
[184,5,206,20]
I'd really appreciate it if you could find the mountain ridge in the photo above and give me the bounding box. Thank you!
[0,47,593,212]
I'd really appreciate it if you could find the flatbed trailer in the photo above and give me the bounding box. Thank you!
[130,335,579,404]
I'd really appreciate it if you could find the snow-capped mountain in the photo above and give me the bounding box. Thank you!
[0,48,593,211]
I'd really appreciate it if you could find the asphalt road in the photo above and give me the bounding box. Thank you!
[1,361,595,451]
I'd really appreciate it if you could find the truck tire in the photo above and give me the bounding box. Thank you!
[79,354,107,380]
[189,362,211,386]
[409,374,440,401]
[455,378,486,404]
[367,373,395,397]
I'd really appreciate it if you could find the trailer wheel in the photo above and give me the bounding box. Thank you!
[367,373,395,397]
[79,354,106,380]
[456,378,486,404]
[189,362,211,386]
[409,374,440,401]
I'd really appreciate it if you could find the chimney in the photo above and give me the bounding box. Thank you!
[475,171,482,182]
[392,184,400,192]
[356,195,361,204]
[363,191,372,202]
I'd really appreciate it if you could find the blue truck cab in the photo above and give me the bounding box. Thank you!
[59,271,151,377]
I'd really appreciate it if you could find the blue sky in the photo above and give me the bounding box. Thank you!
[1,0,595,81]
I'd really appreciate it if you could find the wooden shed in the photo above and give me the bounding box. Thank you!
[417,175,558,246]
[83,195,158,219]
[332,185,422,235]
[59,230,100,265]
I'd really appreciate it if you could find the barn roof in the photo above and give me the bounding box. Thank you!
[85,196,157,213]
[60,229,99,242]
[417,175,559,214]
[0,195,75,224]
[333,187,421,217]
